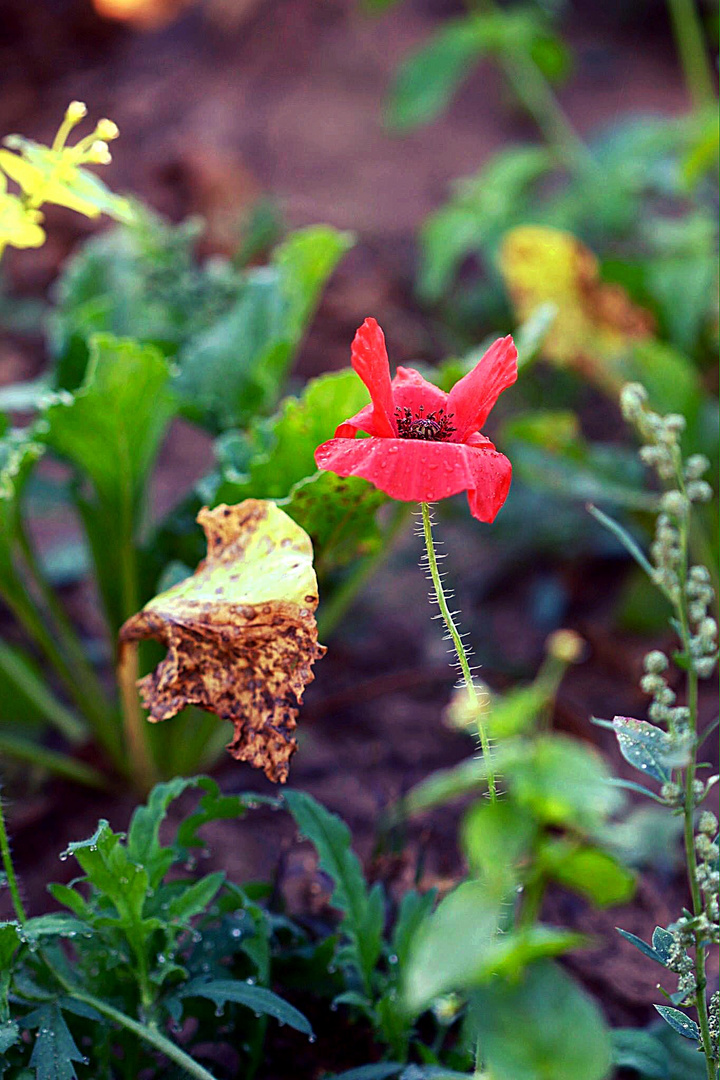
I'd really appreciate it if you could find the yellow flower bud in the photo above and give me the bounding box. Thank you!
[65,101,88,124]
[546,629,584,665]
[95,119,120,141]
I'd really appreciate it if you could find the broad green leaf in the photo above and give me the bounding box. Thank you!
[495,734,622,831]
[175,225,352,430]
[461,799,536,898]
[611,1028,670,1079]
[180,978,313,1035]
[470,960,612,1080]
[284,790,383,986]
[40,334,175,633]
[23,914,88,941]
[653,1021,709,1079]
[403,879,502,1014]
[401,755,490,817]
[537,840,636,906]
[26,1004,85,1080]
[211,368,389,572]
[120,501,324,783]
[653,1006,700,1043]
[0,1018,18,1053]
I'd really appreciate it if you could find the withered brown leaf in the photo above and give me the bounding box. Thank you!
[119,500,325,782]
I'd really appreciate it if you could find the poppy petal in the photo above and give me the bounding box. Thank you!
[350,318,397,437]
[447,335,517,441]
[391,366,449,419]
[334,403,377,438]
[314,437,511,521]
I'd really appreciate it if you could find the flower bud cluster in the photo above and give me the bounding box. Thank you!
[641,650,689,731]
[696,815,720,924]
[686,567,718,679]
[620,384,684,482]
[709,992,719,1058]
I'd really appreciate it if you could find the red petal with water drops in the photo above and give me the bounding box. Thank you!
[447,335,518,441]
[349,317,397,438]
[315,436,511,519]
[390,366,449,418]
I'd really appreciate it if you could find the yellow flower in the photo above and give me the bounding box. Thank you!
[0,174,45,250]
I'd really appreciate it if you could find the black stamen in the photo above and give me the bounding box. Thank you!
[395,406,456,441]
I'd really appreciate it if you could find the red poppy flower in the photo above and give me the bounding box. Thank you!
[314,318,517,522]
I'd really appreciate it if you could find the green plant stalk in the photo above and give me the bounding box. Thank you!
[42,954,220,1080]
[0,639,86,745]
[15,518,115,735]
[0,733,107,790]
[420,502,497,801]
[665,0,715,112]
[673,468,716,1078]
[117,640,157,794]
[0,791,26,923]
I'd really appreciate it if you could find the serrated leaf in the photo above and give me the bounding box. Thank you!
[653,1006,700,1042]
[127,776,202,888]
[470,961,612,1080]
[120,501,324,783]
[26,1004,85,1080]
[180,978,313,1035]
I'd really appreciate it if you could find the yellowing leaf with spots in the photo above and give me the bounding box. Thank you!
[119,500,325,783]
[499,226,654,392]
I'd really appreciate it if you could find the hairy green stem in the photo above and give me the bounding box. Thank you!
[420,503,497,801]
[0,792,26,923]
[665,0,715,111]
[43,954,220,1080]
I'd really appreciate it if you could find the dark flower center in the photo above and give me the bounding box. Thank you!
[395,405,456,441]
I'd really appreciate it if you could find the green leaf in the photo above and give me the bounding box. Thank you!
[617,929,669,967]
[470,960,612,1080]
[283,790,383,986]
[127,776,202,888]
[651,927,675,962]
[653,1006,700,1043]
[167,872,225,922]
[385,19,491,130]
[327,1068,404,1080]
[40,334,175,633]
[496,734,622,831]
[400,755,490,817]
[538,840,636,906]
[403,879,502,1014]
[180,978,313,1035]
[26,1004,85,1080]
[391,888,437,970]
[23,914,89,941]
[417,147,552,300]
[608,717,691,784]
[461,799,536,898]
[0,428,43,594]
[175,225,352,430]
[0,1019,18,1053]
[611,1028,670,1079]
[174,776,261,850]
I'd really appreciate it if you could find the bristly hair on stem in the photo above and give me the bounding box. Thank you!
[419,503,498,801]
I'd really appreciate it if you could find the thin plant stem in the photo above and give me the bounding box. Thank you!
[0,734,107,790]
[665,0,715,112]
[42,953,220,1080]
[117,640,157,794]
[0,791,26,923]
[673,466,717,1077]
[420,503,497,801]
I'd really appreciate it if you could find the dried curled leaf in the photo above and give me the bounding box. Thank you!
[499,226,654,392]
[119,500,325,782]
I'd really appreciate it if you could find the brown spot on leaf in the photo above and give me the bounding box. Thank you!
[119,500,326,782]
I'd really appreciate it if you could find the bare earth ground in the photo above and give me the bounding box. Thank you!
[0,1,717,1075]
